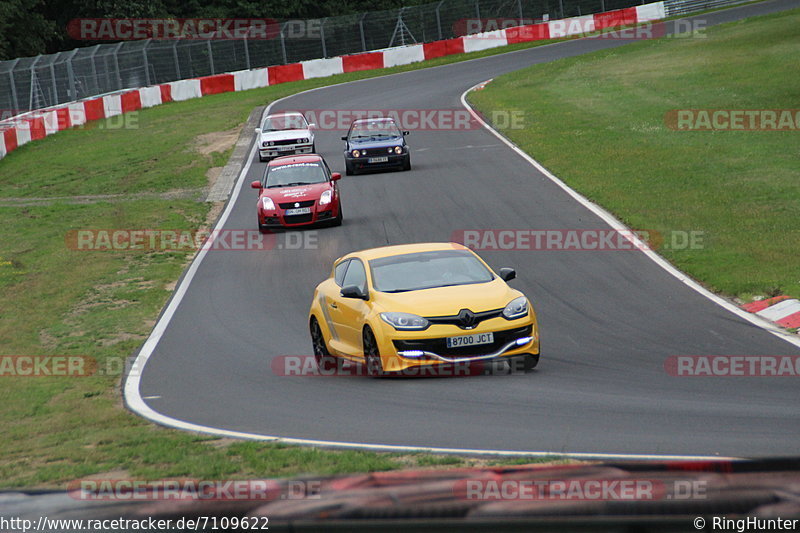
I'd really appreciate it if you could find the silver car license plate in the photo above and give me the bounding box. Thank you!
[446,332,494,349]
[284,207,311,216]
[368,156,389,163]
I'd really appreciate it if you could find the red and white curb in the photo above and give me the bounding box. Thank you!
[0,2,666,160]
[742,296,800,330]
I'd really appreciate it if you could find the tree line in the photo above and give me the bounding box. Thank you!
[0,0,425,60]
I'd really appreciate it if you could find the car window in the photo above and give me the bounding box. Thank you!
[321,158,332,176]
[262,114,307,131]
[264,162,327,188]
[333,260,349,287]
[349,120,402,140]
[341,259,367,292]
[369,250,494,292]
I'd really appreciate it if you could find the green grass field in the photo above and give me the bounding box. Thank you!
[469,8,800,302]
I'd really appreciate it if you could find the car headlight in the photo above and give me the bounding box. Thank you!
[380,312,429,331]
[394,146,402,154]
[319,190,332,205]
[261,197,275,210]
[301,138,309,143]
[262,141,268,147]
[502,296,528,320]
[352,149,361,158]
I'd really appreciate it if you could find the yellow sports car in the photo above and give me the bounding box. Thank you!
[308,242,540,376]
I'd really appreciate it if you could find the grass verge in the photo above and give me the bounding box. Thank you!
[469,8,800,302]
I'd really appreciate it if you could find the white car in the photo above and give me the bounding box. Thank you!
[255,112,316,162]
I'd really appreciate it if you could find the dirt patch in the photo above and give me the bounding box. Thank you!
[206,167,223,190]
[99,332,147,347]
[195,126,241,156]
[77,468,132,481]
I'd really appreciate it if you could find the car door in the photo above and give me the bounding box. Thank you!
[318,259,349,354]
[334,258,371,356]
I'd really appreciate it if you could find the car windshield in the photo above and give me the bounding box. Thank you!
[262,114,307,131]
[265,162,327,188]
[349,120,402,140]
[369,250,494,292]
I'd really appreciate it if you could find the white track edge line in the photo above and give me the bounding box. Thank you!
[460,81,800,350]
[122,67,747,464]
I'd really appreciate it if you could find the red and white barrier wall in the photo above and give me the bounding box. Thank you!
[0,2,667,160]
[742,297,800,329]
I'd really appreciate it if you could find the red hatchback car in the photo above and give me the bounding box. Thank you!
[250,155,343,231]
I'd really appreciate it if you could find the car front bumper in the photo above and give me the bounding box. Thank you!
[259,204,338,228]
[345,152,407,170]
[372,316,538,372]
[260,143,314,159]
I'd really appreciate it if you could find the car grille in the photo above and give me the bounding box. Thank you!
[283,213,313,224]
[425,308,504,330]
[278,200,315,209]
[392,325,532,357]
[271,138,306,146]
[358,148,394,157]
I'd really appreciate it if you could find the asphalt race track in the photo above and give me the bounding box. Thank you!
[131,0,800,458]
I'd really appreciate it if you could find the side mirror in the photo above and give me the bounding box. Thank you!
[341,285,368,300]
[499,268,516,282]
[308,123,316,129]
[254,127,261,133]
[341,136,348,141]
[331,172,341,181]
[403,130,410,135]
[250,180,263,189]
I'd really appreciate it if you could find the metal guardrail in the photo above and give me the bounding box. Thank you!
[663,0,755,16]
[0,0,646,117]
[0,0,759,117]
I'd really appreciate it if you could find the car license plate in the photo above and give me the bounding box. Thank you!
[277,146,294,151]
[446,332,494,349]
[368,156,389,163]
[284,207,311,216]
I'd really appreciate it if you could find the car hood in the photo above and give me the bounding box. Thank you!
[261,182,329,202]
[260,129,313,141]
[347,137,403,149]
[371,277,521,317]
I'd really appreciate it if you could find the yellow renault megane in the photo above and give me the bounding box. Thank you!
[308,242,540,376]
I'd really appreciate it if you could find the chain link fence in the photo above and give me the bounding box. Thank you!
[662,0,752,16]
[0,0,732,117]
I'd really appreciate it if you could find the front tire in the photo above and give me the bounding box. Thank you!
[345,161,355,176]
[402,154,411,171]
[330,204,343,227]
[362,327,384,377]
[520,353,539,372]
[310,318,336,370]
